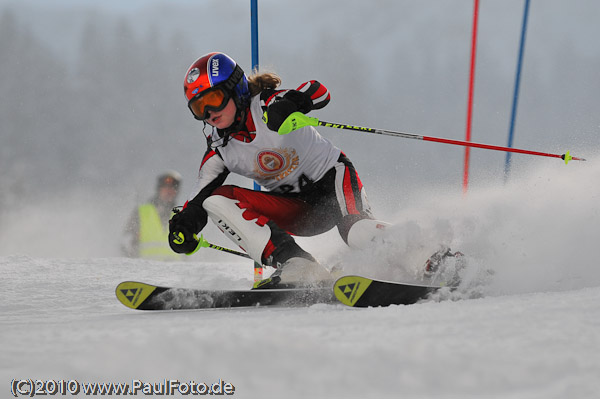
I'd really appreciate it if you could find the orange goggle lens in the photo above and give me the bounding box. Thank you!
[188,89,229,120]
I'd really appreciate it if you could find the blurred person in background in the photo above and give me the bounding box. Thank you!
[122,171,182,261]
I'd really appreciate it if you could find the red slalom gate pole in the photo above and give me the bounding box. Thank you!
[463,0,480,194]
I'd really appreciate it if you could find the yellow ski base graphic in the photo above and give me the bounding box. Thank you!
[115,281,157,309]
[334,276,373,307]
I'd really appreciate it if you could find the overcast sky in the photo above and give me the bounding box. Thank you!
[2,0,201,11]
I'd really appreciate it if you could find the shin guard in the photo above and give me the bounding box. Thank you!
[202,195,271,264]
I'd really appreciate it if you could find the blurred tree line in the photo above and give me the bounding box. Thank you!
[0,7,200,216]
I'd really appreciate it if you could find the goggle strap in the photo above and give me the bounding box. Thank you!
[223,65,244,92]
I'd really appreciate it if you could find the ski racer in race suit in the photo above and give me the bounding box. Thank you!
[168,52,389,286]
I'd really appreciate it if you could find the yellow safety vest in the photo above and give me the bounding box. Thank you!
[138,203,179,261]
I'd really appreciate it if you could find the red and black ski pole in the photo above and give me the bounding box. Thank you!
[276,112,586,164]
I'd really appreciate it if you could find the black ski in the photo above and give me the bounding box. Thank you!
[334,275,446,307]
[116,281,335,310]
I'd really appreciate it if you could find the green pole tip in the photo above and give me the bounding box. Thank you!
[562,150,572,165]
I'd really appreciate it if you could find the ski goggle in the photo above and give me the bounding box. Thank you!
[159,176,179,189]
[188,87,230,121]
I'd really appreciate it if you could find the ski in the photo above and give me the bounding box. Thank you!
[115,281,336,311]
[334,275,446,307]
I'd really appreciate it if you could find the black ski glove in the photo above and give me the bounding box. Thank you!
[168,203,207,254]
[265,90,313,132]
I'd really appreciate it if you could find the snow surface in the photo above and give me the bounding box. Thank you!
[3,159,600,398]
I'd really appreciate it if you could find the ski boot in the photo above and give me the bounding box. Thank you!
[423,246,465,287]
[253,257,333,289]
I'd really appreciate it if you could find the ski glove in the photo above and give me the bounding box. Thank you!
[264,90,313,132]
[168,203,206,254]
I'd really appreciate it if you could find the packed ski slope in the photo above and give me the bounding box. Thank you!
[3,158,600,398]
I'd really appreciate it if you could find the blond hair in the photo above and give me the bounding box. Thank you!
[247,71,282,96]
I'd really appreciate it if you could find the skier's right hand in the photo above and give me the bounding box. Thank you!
[168,226,198,254]
[168,204,206,254]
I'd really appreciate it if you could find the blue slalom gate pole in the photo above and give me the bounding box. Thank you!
[251,0,260,193]
[251,0,259,73]
[251,0,260,191]
[250,0,263,282]
[505,0,531,181]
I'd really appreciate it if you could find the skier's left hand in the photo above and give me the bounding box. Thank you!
[264,91,313,132]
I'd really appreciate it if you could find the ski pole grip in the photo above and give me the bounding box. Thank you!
[277,112,319,135]
[185,233,202,256]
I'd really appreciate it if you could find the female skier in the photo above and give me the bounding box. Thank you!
[168,52,388,287]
